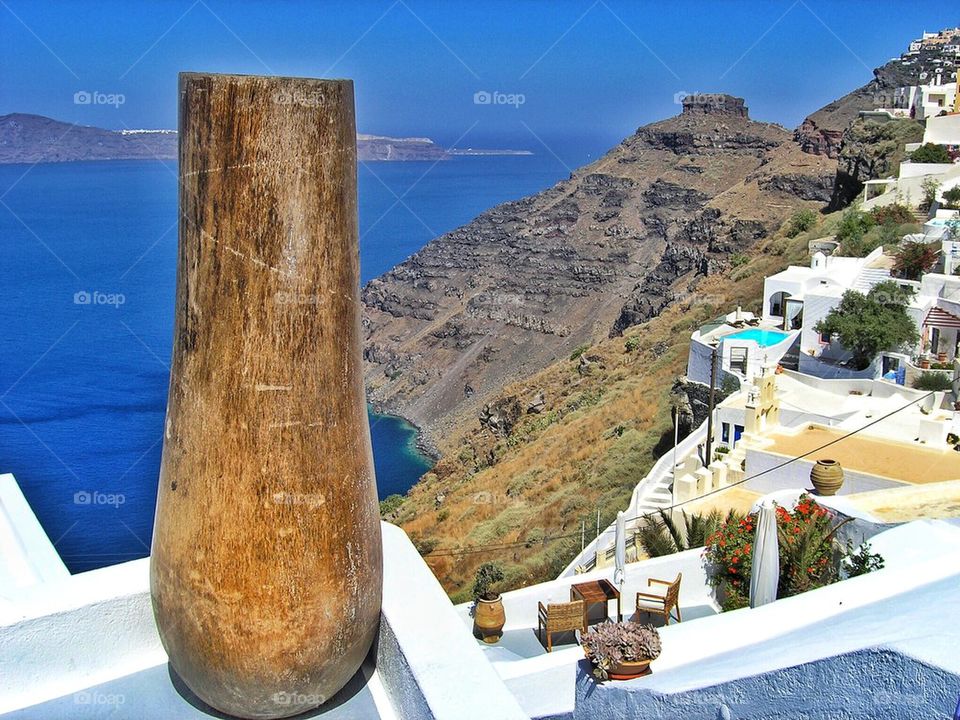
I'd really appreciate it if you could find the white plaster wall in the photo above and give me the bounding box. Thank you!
[0,523,528,720]
[378,523,527,720]
[744,449,905,495]
[0,474,69,599]
[797,353,879,380]
[923,114,960,145]
[686,337,714,386]
[572,522,960,719]
[0,559,165,714]
[761,277,803,323]
[899,162,955,179]
[799,290,840,355]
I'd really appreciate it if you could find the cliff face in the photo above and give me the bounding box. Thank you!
[362,95,835,447]
[794,59,920,159]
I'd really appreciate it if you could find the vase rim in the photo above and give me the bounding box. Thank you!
[816,459,838,465]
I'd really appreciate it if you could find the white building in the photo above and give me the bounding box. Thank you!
[686,308,799,389]
[758,249,896,379]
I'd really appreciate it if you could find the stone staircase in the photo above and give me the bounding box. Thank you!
[779,337,801,371]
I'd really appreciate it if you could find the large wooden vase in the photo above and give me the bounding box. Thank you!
[150,73,382,719]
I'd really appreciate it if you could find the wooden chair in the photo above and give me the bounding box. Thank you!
[636,572,682,625]
[537,600,586,652]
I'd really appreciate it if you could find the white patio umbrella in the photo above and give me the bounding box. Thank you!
[749,500,780,608]
[613,510,626,589]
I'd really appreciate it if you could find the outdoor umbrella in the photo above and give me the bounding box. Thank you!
[749,500,780,608]
[614,510,626,589]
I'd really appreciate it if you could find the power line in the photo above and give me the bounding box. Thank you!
[423,389,935,559]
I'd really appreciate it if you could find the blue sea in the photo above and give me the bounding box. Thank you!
[0,152,584,572]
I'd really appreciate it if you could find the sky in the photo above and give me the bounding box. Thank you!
[1,1,958,152]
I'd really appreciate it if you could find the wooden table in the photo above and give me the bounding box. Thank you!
[570,578,621,629]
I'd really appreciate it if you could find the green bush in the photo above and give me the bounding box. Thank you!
[842,540,885,578]
[569,344,590,361]
[913,371,953,391]
[921,177,941,211]
[379,494,405,517]
[943,186,960,210]
[624,336,641,352]
[835,209,876,257]
[910,143,951,164]
[729,253,749,268]
[784,208,818,237]
[869,204,914,226]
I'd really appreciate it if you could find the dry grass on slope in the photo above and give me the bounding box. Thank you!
[389,225,819,601]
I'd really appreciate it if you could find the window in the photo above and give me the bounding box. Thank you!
[819,331,831,344]
[734,425,744,443]
[730,347,748,375]
[721,423,730,444]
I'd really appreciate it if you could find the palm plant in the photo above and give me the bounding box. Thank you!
[637,508,742,558]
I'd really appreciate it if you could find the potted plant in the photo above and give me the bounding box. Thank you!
[471,563,505,644]
[582,621,661,680]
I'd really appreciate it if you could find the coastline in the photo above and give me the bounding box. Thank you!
[368,402,440,464]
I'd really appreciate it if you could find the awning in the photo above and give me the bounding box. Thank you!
[923,306,960,329]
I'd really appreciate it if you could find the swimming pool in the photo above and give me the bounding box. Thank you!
[724,328,792,347]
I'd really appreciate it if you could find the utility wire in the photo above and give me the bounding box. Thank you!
[423,390,935,559]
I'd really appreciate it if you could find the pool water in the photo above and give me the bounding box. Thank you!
[724,328,792,347]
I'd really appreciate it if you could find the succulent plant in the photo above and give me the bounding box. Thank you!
[582,621,661,680]
[472,562,505,603]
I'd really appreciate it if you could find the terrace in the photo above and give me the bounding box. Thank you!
[452,506,960,719]
[4,459,960,718]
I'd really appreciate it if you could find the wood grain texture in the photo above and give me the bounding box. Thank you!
[150,73,382,720]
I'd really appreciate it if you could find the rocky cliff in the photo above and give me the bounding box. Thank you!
[0,114,177,163]
[362,95,835,448]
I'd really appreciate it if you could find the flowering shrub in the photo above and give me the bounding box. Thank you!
[704,494,849,611]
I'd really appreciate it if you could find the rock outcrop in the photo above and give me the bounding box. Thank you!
[362,96,835,446]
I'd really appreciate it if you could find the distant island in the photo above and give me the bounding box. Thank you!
[0,113,532,164]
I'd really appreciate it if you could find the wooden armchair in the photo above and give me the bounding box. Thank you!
[636,572,682,625]
[537,600,585,652]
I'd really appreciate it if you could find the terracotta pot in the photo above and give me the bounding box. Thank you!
[920,358,931,369]
[473,596,506,643]
[938,352,948,362]
[151,74,381,720]
[607,659,653,680]
[810,459,844,496]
